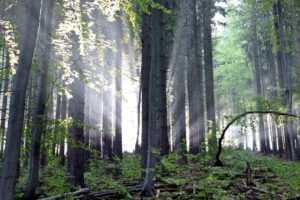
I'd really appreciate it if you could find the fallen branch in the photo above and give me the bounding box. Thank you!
[39,183,180,199]
[215,110,300,166]
[90,190,120,197]
[39,188,89,200]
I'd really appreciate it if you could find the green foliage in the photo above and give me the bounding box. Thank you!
[123,0,171,28]
[160,152,180,173]
[222,149,300,197]
[163,177,186,186]
[15,158,71,198]
[39,158,71,197]
[155,151,188,186]
[15,168,29,198]
[121,155,141,182]
[84,154,130,198]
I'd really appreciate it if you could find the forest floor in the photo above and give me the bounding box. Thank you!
[16,149,300,200]
[128,150,300,200]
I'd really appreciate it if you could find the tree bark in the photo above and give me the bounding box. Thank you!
[141,1,161,196]
[68,75,85,187]
[172,0,188,164]
[157,0,169,157]
[0,0,42,199]
[141,13,152,176]
[0,50,10,158]
[197,0,206,153]
[186,0,202,155]
[203,0,217,148]
[24,0,55,197]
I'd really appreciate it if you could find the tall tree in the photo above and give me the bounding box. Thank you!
[157,0,170,156]
[68,61,85,187]
[187,0,203,155]
[141,0,161,196]
[171,0,188,164]
[24,0,56,197]
[196,0,206,152]
[203,0,217,148]
[251,5,267,153]
[140,13,152,174]
[273,0,296,160]
[113,12,123,159]
[0,50,10,157]
[102,19,114,161]
[0,0,43,199]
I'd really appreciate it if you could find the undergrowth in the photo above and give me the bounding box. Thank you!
[12,149,300,199]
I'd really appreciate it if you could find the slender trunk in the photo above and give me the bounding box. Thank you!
[265,38,283,153]
[0,0,42,199]
[187,0,202,155]
[197,0,206,152]
[157,1,169,157]
[59,94,67,166]
[102,21,113,161]
[252,6,266,153]
[52,94,61,156]
[141,13,152,176]
[68,30,85,186]
[203,0,217,148]
[0,47,4,158]
[84,87,91,168]
[68,77,85,187]
[273,1,295,160]
[113,14,123,159]
[172,0,188,164]
[23,77,34,168]
[135,83,142,154]
[0,50,9,158]
[24,0,55,198]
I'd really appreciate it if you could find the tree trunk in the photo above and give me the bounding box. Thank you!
[84,87,91,168]
[102,21,113,161]
[59,94,67,166]
[186,0,202,155]
[24,0,55,198]
[0,47,5,158]
[203,0,217,148]
[172,0,188,164]
[0,50,10,158]
[67,2,86,185]
[141,1,161,196]
[68,78,85,187]
[252,5,267,153]
[0,0,42,199]
[135,84,142,154]
[273,1,296,160]
[113,14,123,159]
[197,0,206,153]
[141,13,152,176]
[52,94,61,156]
[157,0,169,157]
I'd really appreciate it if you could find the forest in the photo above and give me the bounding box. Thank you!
[0,0,300,199]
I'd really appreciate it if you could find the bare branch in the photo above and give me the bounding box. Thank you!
[215,110,300,166]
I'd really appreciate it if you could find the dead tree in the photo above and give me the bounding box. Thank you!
[215,110,300,166]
